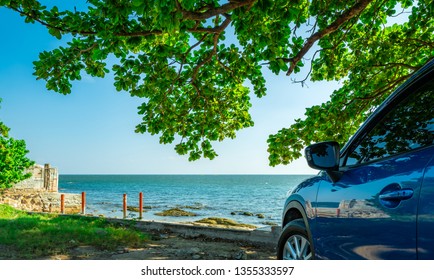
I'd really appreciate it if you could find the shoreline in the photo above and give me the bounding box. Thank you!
[82,199,281,229]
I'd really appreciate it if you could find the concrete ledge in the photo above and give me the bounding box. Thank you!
[106,218,281,249]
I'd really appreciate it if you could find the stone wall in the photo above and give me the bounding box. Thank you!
[0,190,81,214]
[13,164,58,192]
[1,164,81,214]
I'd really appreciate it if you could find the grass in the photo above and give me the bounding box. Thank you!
[0,204,150,259]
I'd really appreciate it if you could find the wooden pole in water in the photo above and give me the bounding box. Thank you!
[139,192,143,220]
[123,194,127,219]
[81,192,86,215]
[60,194,65,214]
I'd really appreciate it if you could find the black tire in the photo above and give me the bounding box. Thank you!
[277,219,313,260]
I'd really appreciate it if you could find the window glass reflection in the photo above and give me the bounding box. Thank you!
[311,143,336,168]
[346,79,434,166]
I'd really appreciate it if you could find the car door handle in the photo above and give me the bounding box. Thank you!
[379,189,414,201]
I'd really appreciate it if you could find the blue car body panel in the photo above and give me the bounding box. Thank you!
[314,147,434,259]
[417,156,434,259]
[280,59,434,260]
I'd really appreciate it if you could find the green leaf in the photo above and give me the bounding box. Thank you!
[132,0,143,7]
[48,28,62,40]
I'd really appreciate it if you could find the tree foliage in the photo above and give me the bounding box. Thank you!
[2,0,433,165]
[0,100,35,189]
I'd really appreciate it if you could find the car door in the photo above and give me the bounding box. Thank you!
[417,150,434,259]
[314,72,434,259]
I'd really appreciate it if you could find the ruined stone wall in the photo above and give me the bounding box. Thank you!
[1,164,81,214]
[13,164,58,192]
[0,190,81,214]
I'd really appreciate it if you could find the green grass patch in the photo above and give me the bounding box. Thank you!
[0,204,150,259]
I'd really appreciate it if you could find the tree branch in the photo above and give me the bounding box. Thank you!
[176,0,256,21]
[343,73,412,107]
[190,14,232,34]
[371,62,419,71]
[10,3,239,38]
[286,0,374,76]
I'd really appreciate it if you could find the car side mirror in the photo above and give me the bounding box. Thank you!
[305,141,342,183]
[305,141,340,171]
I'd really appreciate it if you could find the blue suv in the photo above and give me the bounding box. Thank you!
[277,59,434,260]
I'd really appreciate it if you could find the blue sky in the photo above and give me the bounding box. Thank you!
[0,5,338,175]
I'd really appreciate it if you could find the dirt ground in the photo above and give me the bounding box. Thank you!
[47,230,277,260]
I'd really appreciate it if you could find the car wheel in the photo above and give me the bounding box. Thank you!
[277,219,313,260]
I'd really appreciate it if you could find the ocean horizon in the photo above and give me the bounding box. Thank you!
[59,174,313,227]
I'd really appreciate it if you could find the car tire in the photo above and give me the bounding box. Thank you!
[277,219,313,260]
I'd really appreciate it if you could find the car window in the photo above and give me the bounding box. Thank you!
[345,78,434,166]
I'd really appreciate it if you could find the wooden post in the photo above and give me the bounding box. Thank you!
[139,192,143,220]
[81,192,86,215]
[60,194,65,214]
[123,194,127,219]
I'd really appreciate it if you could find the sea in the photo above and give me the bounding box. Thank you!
[59,174,312,228]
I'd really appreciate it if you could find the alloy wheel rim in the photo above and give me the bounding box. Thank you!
[282,234,312,260]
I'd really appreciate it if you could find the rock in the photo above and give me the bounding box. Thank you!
[234,250,247,260]
[218,252,232,259]
[188,247,201,254]
[262,221,278,226]
[159,234,170,239]
[72,246,98,256]
[127,206,149,212]
[182,203,206,210]
[256,213,265,219]
[193,217,257,229]
[127,206,140,212]
[154,208,197,217]
[230,211,254,216]
[95,229,108,236]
